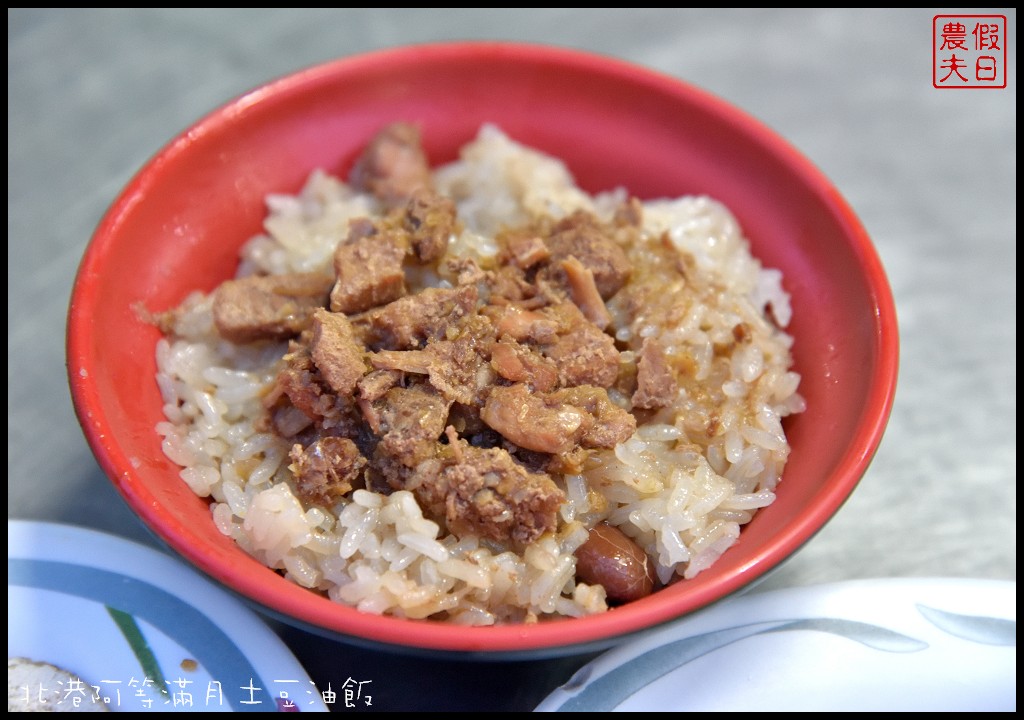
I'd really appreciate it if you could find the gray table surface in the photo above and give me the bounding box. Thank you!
[9,8,1016,712]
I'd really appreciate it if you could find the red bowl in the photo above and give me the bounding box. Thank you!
[67,42,898,656]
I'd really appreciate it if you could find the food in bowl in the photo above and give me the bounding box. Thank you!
[149,121,804,624]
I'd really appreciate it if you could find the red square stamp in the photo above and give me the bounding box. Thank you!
[933,15,1007,88]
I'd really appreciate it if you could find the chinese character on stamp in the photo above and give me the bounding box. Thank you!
[933,15,1007,88]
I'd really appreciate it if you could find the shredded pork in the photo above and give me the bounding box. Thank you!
[209,123,651,548]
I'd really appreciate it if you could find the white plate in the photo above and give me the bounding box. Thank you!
[8,520,328,712]
[536,577,1016,712]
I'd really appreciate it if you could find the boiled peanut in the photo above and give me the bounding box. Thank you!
[575,523,655,603]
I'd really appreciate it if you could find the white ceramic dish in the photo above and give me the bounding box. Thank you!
[8,520,328,712]
[536,577,1016,712]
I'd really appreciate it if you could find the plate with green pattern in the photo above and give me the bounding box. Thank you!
[8,520,329,712]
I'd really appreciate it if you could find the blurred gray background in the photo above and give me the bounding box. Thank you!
[8,8,1015,711]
